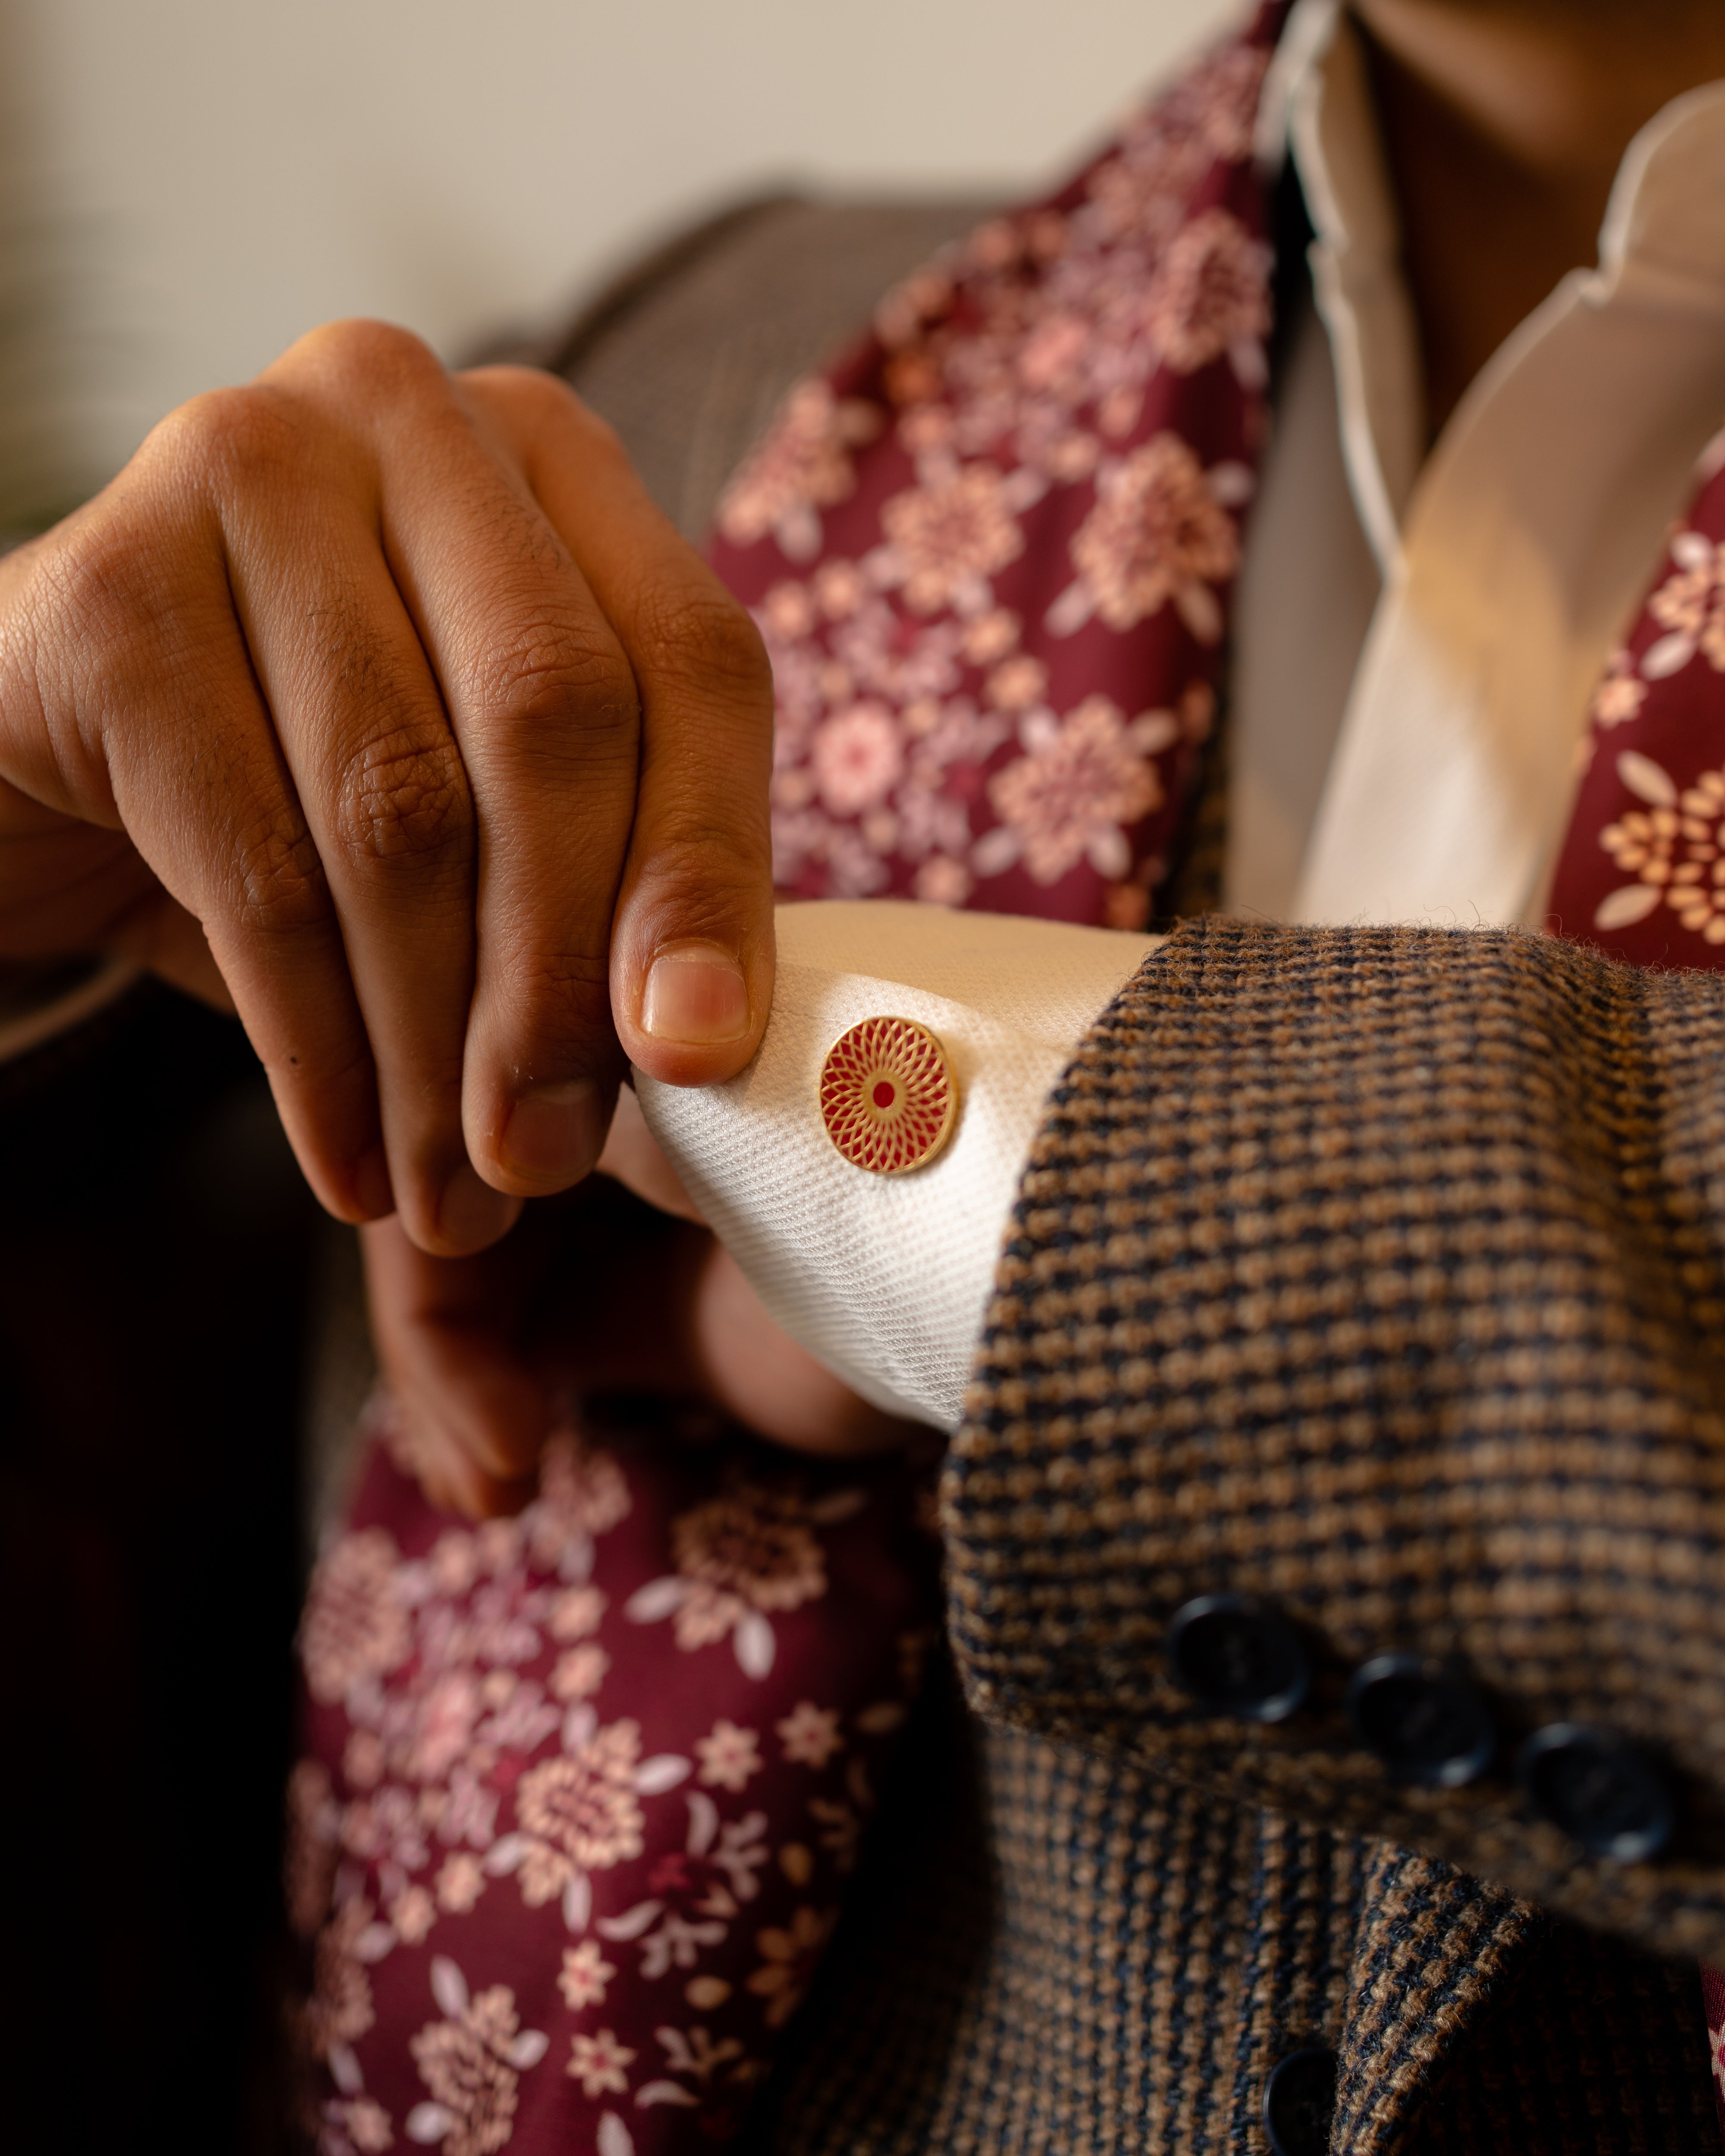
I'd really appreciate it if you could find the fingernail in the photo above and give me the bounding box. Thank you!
[641,942,750,1045]
[436,1160,519,1251]
[353,1144,395,1220]
[501,1079,605,1186]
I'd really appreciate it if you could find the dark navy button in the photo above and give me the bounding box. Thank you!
[1516,1724,1674,1861]
[1167,1594,1310,1722]
[1262,2046,1338,2156]
[1346,1655,1495,1788]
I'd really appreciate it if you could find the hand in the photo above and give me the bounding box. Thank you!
[362,1090,923,1517]
[0,322,775,1253]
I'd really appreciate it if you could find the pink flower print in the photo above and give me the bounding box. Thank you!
[745,1906,837,2030]
[655,2024,748,2090]
[550,1642,609,1703]
[1590,648,1649,728]
[914,855,973,907]
[514,1719,645,1877]
[831,598,965,706]
[960,607,1021,665]
[1165,38,1271,162]
[407,1960,547,2156]
[875,462,1029,615]
[625,1480,829,1678]
[873,266,955,351]
[1143,208,1270,383]
[428,1531,479,1598]
[979,698,1167,885]
[301,1529,411,1706]
[1667,766,1725,942]
[759,580,817,641]
[776,1701,844,1769]
[1019,311,1092,395]
[434,1854,485,1915]
[343,1727,386,1792]
[331,2096,395,2152]
[408,1671,481,1785]
[1643,529,1725,678]
[716,380,881,562]
[392,1885,436,1946]
[524,1434,630,1573]
[985,655,1047,711]
[439,1766,499,1853]
[567,2028,636,2101]
[549,1585,605,1642]
[669,1486,826,1648]
[812,703,905,816]
[1051,433,1246,642]
[694,1720,762,1793]
[813,559,869,620]
[558,1940,616,2012]
[1594,752,1682,931]
[303,1897,379,2060]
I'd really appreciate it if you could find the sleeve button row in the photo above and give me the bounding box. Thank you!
[1166,1594,1310,1722]
[1166,1598,1674,1860]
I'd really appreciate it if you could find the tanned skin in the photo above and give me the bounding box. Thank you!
[1353,0,1725,429]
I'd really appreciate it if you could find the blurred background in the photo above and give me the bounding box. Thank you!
[0,0,1231,528]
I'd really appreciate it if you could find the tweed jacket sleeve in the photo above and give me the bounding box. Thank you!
[942,915,1725,1967]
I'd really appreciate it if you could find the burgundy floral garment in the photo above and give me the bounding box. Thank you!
[293,1401,938,2156]
[1549,436,1725,964]
[708,14,1286,933]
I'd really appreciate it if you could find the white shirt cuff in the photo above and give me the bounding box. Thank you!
[636,900,1160,1431]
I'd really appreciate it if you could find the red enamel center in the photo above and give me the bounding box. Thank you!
[872,1080,897,1109]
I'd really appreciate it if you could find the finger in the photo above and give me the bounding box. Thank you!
[216,345,514,1253]
[470,368,776,1093]
[7,474,392,1222]
[314,346,647,1203]
[361,1213,550,1505]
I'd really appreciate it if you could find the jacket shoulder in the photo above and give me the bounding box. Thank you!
[509,192,997,539]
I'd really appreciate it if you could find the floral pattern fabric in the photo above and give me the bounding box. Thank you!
[708,15,1284,932]
[1549,436,1725,968]
[292,1402,937,2156]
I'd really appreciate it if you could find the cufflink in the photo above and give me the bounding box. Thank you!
[819,1015,957,1174]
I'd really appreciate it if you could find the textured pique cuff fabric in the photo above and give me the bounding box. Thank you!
[635,900,1160,1431]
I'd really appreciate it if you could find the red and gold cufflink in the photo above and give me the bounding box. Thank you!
[819,1015,957,1175]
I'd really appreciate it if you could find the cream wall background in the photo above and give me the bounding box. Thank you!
[0,0,1232,514]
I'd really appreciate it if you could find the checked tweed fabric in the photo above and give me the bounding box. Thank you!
[736,920,1725,2154]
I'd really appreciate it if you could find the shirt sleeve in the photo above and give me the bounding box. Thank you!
[634,899,1160,1430]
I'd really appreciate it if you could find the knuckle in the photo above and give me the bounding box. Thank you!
[647,815,772,896]
[332,721,473,870]
[493,942,614,1047]
[634,583,772,706]
[153,385,302,494]
[293,317,444,403]
[464,364,621,451]
[476,618,641,748]
[230,808,330,940]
